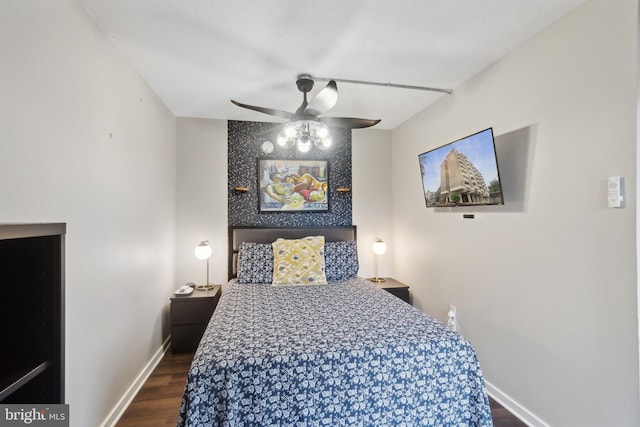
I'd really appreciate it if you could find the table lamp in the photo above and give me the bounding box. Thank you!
[369,238,387,283]
[194,240,214,291]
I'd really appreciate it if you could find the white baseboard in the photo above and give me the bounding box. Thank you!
[484,379,551,427]
[100,337,171,427]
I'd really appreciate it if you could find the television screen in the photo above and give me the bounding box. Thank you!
[418,128,503,208]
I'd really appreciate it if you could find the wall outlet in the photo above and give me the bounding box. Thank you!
[447,305,457,331]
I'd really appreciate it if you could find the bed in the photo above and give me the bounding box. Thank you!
[177,226,492,426]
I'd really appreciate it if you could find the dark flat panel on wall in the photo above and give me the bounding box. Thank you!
[0,224,65,404]
[228,120,352,226]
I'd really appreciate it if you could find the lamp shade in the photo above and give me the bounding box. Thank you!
[194,241,212,260]
[372,238,387,255]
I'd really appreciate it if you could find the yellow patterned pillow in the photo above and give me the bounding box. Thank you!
[272,236,327,285]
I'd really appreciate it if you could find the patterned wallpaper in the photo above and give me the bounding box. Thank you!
[228,120,352,226]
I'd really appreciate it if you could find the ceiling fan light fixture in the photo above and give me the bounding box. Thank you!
[296,122,313,152]
[276,120,333,152]
[312,122,332,150]
[315,134,332,150]
[296,136,312,152]
[316,123,330,138]
[277,123,296,148]
[284,122,298,138]
[276,133,294,148]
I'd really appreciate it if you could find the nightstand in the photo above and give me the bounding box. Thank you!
[375,278,410,304]
[170,285,221,353]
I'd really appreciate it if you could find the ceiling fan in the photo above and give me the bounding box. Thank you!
[230,74,382,152]
[231,74,452,152]
[231,74,382,129]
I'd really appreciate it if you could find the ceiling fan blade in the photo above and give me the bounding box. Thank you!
[304,80,338,116]
[231,100,294,120]
[320,116,381,129]
[254,123,284,137]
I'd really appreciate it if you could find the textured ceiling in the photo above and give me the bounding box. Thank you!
[80,0,588,130]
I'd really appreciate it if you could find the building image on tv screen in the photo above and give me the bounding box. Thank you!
[419,128,503,208]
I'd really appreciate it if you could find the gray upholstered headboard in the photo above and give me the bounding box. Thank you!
[228,226,357,280]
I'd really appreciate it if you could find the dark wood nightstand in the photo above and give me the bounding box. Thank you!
[170,285,221,353]
[375,278,410,304]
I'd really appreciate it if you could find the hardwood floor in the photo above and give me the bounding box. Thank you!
[116,352,193,427]
[117,351,527,426]
[489,397,528,427]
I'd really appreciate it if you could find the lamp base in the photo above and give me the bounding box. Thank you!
[368,277,386,283]
[195,284,214,291]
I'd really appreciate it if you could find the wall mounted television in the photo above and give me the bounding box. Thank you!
[418,128,503,208]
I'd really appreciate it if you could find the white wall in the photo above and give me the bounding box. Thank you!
[176,118,228,285]
[391,0,639,425]
[1,2,177,426]
[353,129,394,279]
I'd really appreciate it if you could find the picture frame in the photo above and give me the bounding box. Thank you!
[258,159,329,212]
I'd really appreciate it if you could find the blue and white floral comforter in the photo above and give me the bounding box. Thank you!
[177,278,492,426]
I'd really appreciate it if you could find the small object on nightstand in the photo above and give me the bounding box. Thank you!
[375,278,410,304]
[174,284,194,296]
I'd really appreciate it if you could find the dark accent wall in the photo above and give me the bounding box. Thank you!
[228,120,352,226]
